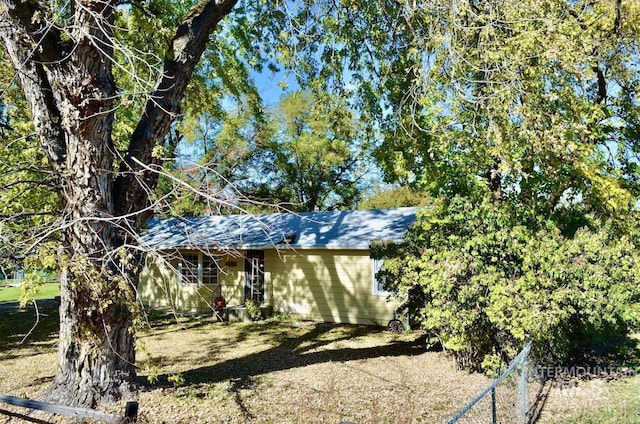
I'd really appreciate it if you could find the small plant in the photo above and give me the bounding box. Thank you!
[245,299,262,321]
[146,366,159,384]
[272,311,299,323]
[168,373,185,387]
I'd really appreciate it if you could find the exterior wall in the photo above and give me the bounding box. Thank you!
[137,251,244,314]
[269,249,400,326]
[139,248,400,325]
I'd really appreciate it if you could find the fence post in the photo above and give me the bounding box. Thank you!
[447,340,532,424]
[491,387,497,424]
[520,355,528,423]
[123,401,138,423]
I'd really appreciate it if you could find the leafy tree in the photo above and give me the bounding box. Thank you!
[0,50,59,287]
[184,90,373,213]
[373,196,640,372]
[0,0,243,407]
[373,0,640,218]
[262,0,639,218]
[184,105,274,213]
[260,0,640,372]
[359,185,433,210]
[0,0,373,406]
[255,90,371,211]
[1,0,637,406]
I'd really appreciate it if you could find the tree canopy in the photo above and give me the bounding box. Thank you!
[373,197,640,371]
[257,0,640,217]
[0,0,241,407]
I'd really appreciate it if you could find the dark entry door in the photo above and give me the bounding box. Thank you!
[244,250,265,305]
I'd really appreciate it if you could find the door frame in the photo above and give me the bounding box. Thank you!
[244,250,265,305]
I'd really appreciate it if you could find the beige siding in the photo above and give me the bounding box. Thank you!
[220,256,244,306]
[269,249,399,326]
[139,248,399,324]
[138,252,244,314]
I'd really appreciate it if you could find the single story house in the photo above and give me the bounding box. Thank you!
[137,207,418,326]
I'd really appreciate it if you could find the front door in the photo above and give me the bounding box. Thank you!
[244,250,265,305]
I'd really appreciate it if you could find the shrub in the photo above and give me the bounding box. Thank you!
[245,299,263,321]
[373,196,640,372]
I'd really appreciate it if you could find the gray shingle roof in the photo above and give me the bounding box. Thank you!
[141,207,418,251]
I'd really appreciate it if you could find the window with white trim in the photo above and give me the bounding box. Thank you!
[372,258,392,296]
[201,255,218,285]
[179,253,219,285]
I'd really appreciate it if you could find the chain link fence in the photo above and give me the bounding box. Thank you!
[447,341,541,424]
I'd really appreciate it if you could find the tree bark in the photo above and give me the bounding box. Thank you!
[0,0,238,407]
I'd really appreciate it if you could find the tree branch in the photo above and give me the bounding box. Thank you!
[0,3,66,172]
[113,0,239,224]
[0,0,68,63]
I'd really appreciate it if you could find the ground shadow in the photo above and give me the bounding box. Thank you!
[525,331,640,423]
[0,300,59,356]
[145,321,427,389]
[568,331,640,371]
[528,380,552,424]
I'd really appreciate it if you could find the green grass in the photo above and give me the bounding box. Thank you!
[0,282,60,302]
[552,375,640,423]
[0,301,59,351]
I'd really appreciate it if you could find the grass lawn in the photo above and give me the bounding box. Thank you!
[0,305,638,423]
[0,282,60,303]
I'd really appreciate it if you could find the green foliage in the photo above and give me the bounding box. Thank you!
[146,366,160,385]
[168,372,186,387]
[259,90,369,211]
[0,50,60,282]
[270,311,299,324]
[380,0,640,218]
[245,299,262,321]
[254,0,640,220]
[374,196,640,372]
[360,185,433,210]
[175,89,373,214]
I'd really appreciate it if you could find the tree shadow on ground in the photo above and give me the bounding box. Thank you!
[140,308,224,333]
[568,331,640,371]
[145,321,428,389]
[0,301,59,357]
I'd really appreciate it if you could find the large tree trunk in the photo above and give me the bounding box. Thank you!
[50,249,137,407]
[31,0,138,407]
[0,0,238,407]
[48,125,137,406]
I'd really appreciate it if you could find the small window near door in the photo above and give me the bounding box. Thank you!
[179,253,218,286]
[372,258,392,296]
[180,253,199,285]
[202,255,219,285]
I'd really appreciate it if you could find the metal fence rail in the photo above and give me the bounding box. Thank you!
[0,394,138,423]
[448,340,533,424]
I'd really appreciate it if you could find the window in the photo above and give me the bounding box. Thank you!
[180,254,199,285]
[201,255,219,285]
[179,253,218,286]
[372,258,392,296]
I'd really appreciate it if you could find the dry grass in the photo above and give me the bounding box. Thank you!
[133,314,492,423]
[1,305,639,423]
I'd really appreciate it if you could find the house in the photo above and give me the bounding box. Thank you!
[137,207,418,325]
